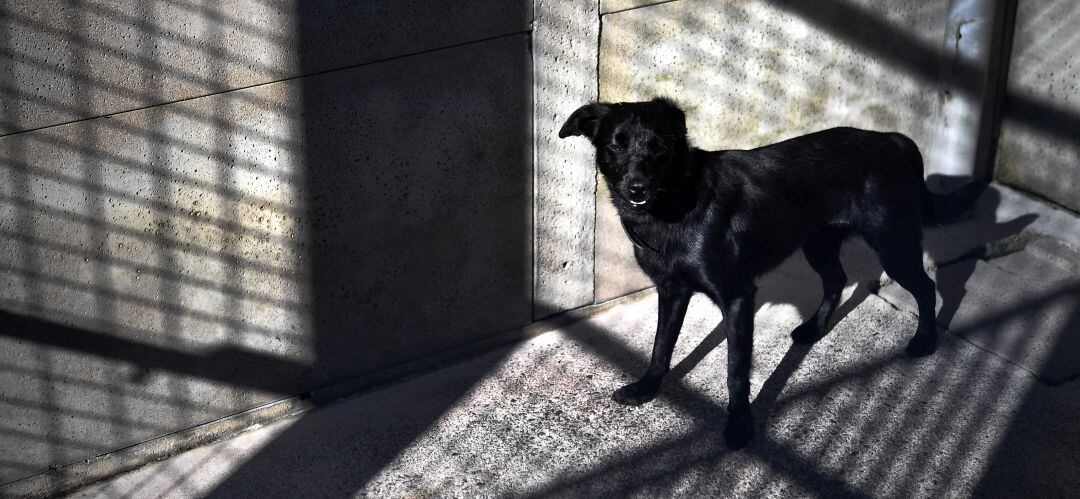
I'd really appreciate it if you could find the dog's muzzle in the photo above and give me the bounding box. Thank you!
[625,180,651,206]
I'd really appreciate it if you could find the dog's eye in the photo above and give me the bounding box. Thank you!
[609,132,628,153]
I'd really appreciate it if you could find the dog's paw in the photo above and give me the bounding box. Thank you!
[905,334,937,357]
[790,321,823,344]
[611,380,661,406]
[724,413,755,450]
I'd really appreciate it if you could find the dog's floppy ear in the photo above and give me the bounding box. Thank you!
[558,103,610,139]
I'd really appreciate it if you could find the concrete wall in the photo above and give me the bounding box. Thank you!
[0,0,543,486]
[995,0,1080,213]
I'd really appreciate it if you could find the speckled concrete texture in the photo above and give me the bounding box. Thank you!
[8,0,1080,495]
[0,34,532,484]
[68,243,1080,496]
[595,175,653,302]
[594,0,952,301]
[994,183,1080,251]
[298,34,534,387]
[994,0,1080,212]
[533,0,599,318]
[876,183,1080,387]
[0,1,530,134]
[881,235,1080,385]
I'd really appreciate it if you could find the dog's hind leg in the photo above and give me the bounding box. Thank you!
[612,281,692,406]
[865,226,938,357]
[792,227,848,344]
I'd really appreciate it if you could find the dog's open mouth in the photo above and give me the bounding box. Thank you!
[629,199,648,206]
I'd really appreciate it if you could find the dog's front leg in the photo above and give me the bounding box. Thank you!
[723,290,755,449]
[612,281,692,406]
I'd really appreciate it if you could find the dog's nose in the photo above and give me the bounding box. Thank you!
[627,180,647,197]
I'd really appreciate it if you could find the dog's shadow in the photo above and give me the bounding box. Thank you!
[663,176,1037,428]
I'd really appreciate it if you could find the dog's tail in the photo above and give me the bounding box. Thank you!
[890,132,988,227]
[922,181,989,227]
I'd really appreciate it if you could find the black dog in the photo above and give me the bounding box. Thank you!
[559,98,985,449]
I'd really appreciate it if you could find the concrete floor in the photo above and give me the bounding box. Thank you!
[69,190,1080,498]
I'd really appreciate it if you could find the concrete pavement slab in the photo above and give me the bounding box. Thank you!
[68,269,1075,497]
[879,233,1080,385]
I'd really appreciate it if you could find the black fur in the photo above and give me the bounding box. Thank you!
[559,98,986,449]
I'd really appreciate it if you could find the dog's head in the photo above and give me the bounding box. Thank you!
[559,98,689,211]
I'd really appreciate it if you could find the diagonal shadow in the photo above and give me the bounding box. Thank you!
[198,0,1071,494]
[199,346,512,498]
[2,0,1078,495]
[198,2,538,495]
[0,309,312,395]
[971,304,1080,495]
[767,0,1078,147]
[0,0,537,490]
[526,254,1077,497]
[150,1,1045,494]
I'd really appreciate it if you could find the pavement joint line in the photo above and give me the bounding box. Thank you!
[1003,180,1080,219]
[870,288,1044,384]
[945,327,1042,382]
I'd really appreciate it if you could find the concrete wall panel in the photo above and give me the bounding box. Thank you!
[596,0,949,300]
[0,34,532,483]
[533,0,599,317]
[995,0,1080,213]
[0,0,530,134]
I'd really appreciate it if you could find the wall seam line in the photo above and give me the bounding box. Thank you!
[0,29,533,140]
[593,0,603,304]
[602,0,681,16]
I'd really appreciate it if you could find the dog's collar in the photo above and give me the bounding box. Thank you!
[620,216,661,253]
